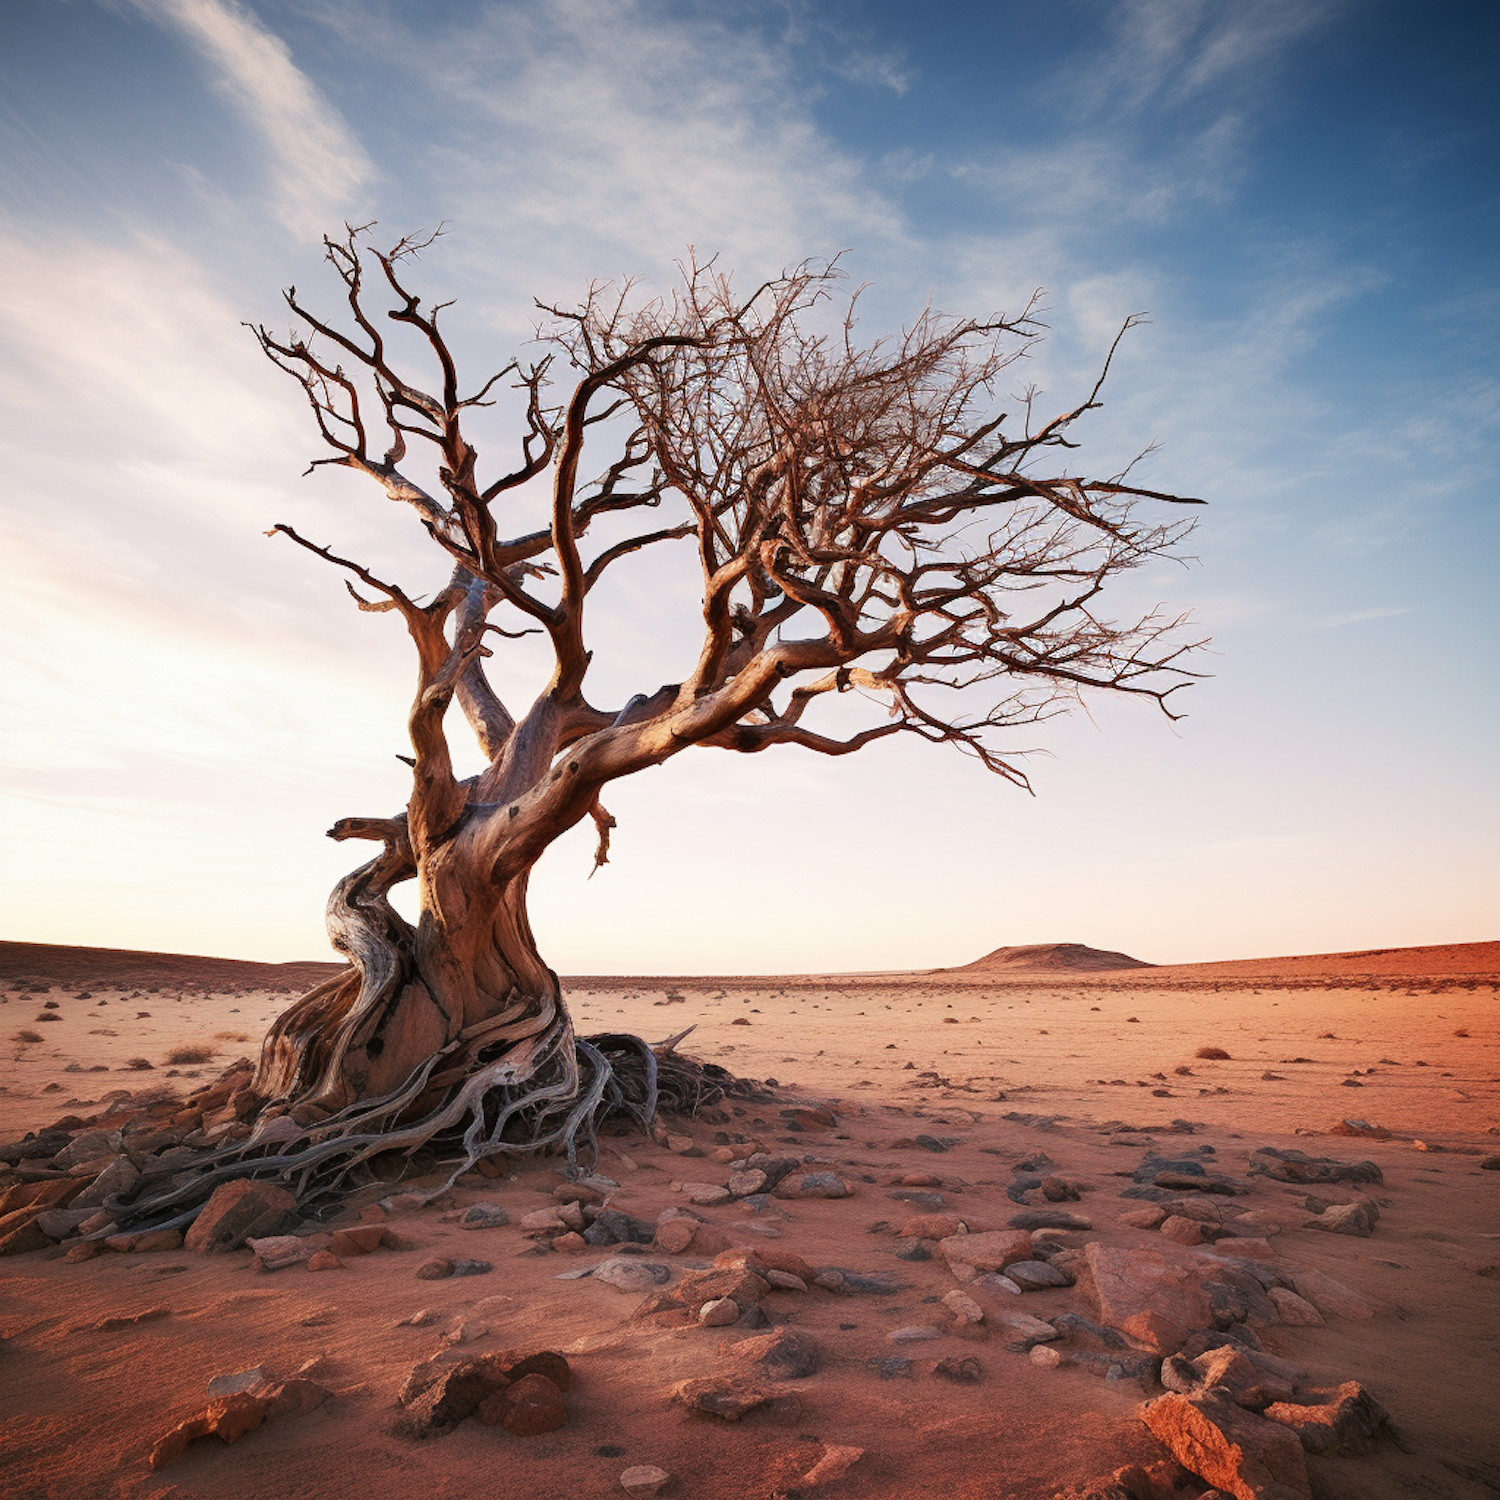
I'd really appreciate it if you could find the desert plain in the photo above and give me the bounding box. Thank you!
[0,937,1497,1500]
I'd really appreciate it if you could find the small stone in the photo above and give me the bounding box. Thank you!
[1289,1269,1378,1321]
[939,1229,1032,1274]
[248,1234,317,1272]
[520,1206,568,1232]
[489,1372,567,1436]
[672,1376,776,1421]
[132,1228,184,1253]
[416,1258,454,1280]
[450,1259,492,1277]
[1007,1210,1092,1231]
[888,1325,942,1343]
[697,1296,740,1326]
[654,1218,698,1254]
[593,1257,671,1293]
[207,1367,268,1398]
[899,1213,967,1239]
[1118,1206,1168,1230]
[803,1444,864,1486]
[728,1169,769,1197]
[306,1250,342,1272]
[932,1356,982,1384]
[460,1203,510,1230]
[1159,1215,1205,1246]
[1029,1344,1064,1367]
[1005,1259,1072,1291]
[553,1231,587,1253]
[396,1308,439,1326]
[684,1182,733,1207]
[553,1182,603,1205]
[781,1171,852,1199]
[730,1329,823,1379]
[667,1133,701,1155]
[1308,1201,1378,1237]
[328,1223,386,1257]
[996,1310,1060,1343]
[1267,1288,1324,1325]
[942,1289,984,1325]
[619,1465,671,1497]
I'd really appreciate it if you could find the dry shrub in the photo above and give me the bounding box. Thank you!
[12,1029,43,1044]
[213,1030,251,1042]
[34,1013,62,1023]
[1195,1045,1231,1060]
[123,1057,155,1071]
[165,1043,217,1066]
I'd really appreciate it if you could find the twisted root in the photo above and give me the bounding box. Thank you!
[102,1028,770,1239]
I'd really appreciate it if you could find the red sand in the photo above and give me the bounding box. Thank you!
[1,941,1497,1499]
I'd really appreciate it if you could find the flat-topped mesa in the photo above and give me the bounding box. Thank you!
[954,942,1154,974]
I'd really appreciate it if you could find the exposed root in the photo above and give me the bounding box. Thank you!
[99,1033,770,1238]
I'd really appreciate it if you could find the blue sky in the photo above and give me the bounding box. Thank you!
[1,0,1495,969]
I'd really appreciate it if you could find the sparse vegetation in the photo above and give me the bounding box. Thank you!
[213,1030,252,1042]
[1195,1045,1231,1060]
[123,1057,155,1070]
[164,1043,217,1065]
[12,1029,43,1044]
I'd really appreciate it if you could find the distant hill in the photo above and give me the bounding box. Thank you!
[953,942,1153,973]
[0,940,346,993]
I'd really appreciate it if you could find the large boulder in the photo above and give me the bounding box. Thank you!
[1081,1243,1213,1354]
[1141,1390,1311,1499]
[184,1180,298,1253]
[1264,1383,1390,1456]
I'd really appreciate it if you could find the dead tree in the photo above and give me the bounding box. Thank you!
[117,229,1204,1224]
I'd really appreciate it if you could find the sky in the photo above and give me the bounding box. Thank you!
[0,0,1496,973]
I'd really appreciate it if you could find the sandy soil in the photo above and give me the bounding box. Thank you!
[1,943,1497,1499]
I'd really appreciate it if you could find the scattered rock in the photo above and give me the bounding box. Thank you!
[888,1325,942,1342]
[899,1213,967,1240]
[776,1171,853,1200]
[1266,1288,1323,1326]
[731,1329,823,1379]
[460,1203,510,1230]
[307,1250,342,1271]
[1005,1259,1072,1291]
[672,1376,788,1421]
[684,1182,733,1207]
[1082,1243,1213,1354]
[655,1218,698,1254]
[416,1258,454,1281]
[939,1229,1032,1277]
[729,1169,769,1197]
[933,1355,983,1384]
[802,1443,865,1486]
[451,1259,492,1277]
[1141,1390,1312,1499]
[1264,1383,1390,1456]
[484,1372,567,1436]
[1305,1200,1378,1237]
[1248,1148,1381,1186]
[1118,1207,1168,1230]
[942,1289,985,1325]
[1008,1210,1092,1231]
[698,1296,740,1326]
[207,1367,269,1398]
[148,1379,329,1469]
[593,1257,673,1293]
[248,1234,320,1273]
[1159,1215,1205,1246]
[619,1465,672,1497]
[184,1180,298,1254]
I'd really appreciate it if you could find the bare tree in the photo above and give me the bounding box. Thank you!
[122,229,1203,1222]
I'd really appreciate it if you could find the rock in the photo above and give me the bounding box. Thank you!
[1082,1243,1214,1354]
[1248,1148,1381,1186]
[778,1171,853,1200]
[698,1296,740,1326]
[1230,1211,1285,1236]
[590,1257,668,1293]
[971,1272,1024,1295]
[667,1132,701,1155]
[416,1258,454,1280]
[731,1328,823,1380]
[942,1289,985,1325]
[619,1465,672,1497]
[52,1130,119,1168]
[450,1259,492,1277]
[888,1325,942,1342]
[1211,1238,1275,1260]
[329,1223,387,1257]
[900,1213,968,1240]
[1158,1197,1226,1225]
[553,1231,587,1253]
[684,1182,733,1207]
[131,1228,184,1253]
[1306,1201,1377,1237]
[728,1169,769,1196]
[588,1207,656,1245]
[888,1189,946,1210]
[1141,1390,1312,1499]
[1330,1119,1392,1140]
[765,1269,807,1292]
[1030,1344,1065,1368]
[1040,1176,1081,1202]
[933,1356,983,1383]
[1160,1215,1205,1247]
[656,1264,770,1318]
[33,1207,94,1241]
[672,1376,780,1421]
[148,1379,329,1469]
[553,1182,603,1205]
[894,1238,933,1261]
[939,1229,1032,1275]
[1266,1288,1323,1325]
[307,1250,342,1271]
[1190,1347,1293,1410]
[1118,1207,1168,1230]
[1288,1269,1377,1321]
[1008,1210,1092,1231]
[1264,1382,1390,1456]
[460,1203,510,1229]
[70,1154,141,1211]
[248,1234,318,1272]
[398,1352,513,1438]
[654,1218,698,1254]
[996,1310,1060,1344]
[803,1443,865,1485]
[184,1180,299,1254]
[208,1367,268,1398]
[1005,1259,1072,1291]
[482,1372,567,1436]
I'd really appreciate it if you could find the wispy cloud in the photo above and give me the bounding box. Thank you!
[128,0,373,239]
[1313,606,1414,628]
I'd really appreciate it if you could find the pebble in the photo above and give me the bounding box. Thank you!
[697,1297,740,1326]
[592,1257,672,1293]
[619,1466,671,1498]
[306,1250,342,1272]
[684,1183,732,1207]
[933,1356,983,1384]
[888,1325,942,1343]
[450,1259,492,1277]
[942,1289,984,1325]
[460,1203,510,1230]
[654,1218,698,1254]
[802,1444,865,1486]
[416,1259,454,1280]
[207,1367,267,1397]
[1267,1287,1324,1325]
[1029,1344,1064,1368]
[728,1169,769,1196]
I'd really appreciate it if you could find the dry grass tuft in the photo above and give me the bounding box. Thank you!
[12,1029,43,1044]
[1195,1045,1232,1060]
[213,1030,251,1043]
[123,1057,155,1071]
[164,1043,217,1066]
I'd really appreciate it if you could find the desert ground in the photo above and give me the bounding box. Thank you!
[1,939,1497,1500]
